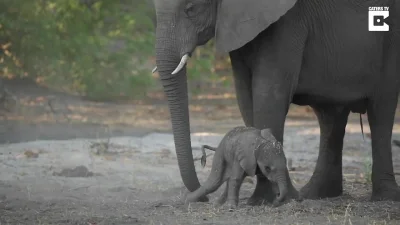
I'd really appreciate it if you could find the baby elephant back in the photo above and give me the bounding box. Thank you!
[223,127,262,151]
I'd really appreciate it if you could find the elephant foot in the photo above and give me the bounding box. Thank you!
[198,195,209,202]
[300,171,343,199]
[287,186,303,202]
[371,182,400,201]
[247,176,275,205]
[246,191,275,206]
[226,201,238,211]
[246,196,265,206]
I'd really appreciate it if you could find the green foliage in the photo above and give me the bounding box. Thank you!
[187,40,233,94]
[0,0,232,100]
[0,0,156,99]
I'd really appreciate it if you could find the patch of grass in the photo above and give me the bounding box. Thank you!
[363,157,373,184]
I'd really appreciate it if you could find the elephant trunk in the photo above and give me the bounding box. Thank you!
[155,27,201,192]
[276,172,288,203]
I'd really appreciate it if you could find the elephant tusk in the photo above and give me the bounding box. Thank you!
[152,66,158,73]
[171,54,190,75]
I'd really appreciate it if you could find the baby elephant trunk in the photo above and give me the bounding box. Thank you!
[276,172,288,203]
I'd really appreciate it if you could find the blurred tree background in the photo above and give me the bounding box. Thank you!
[0,0,233,101]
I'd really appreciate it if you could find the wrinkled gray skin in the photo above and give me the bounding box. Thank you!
[185,126,299,210]
[153,0,400,204]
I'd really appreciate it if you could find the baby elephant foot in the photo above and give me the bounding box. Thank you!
[225,200,238,211]
[228,205,236,212]
[227,203,237,212]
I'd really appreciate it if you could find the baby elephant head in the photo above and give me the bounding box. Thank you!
[240,128,289,203]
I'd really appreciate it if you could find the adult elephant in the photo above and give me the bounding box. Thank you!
[152,0,400,204]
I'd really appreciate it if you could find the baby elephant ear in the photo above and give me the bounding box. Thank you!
[238,148,257,177]
[260,128,277,142]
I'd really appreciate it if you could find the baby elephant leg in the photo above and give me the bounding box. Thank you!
[226,163,246,210]
[215,169,232,206]
[216,181,229,206]
[185,151,226,204]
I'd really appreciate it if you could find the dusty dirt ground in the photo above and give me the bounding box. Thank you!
[0,79,400,225]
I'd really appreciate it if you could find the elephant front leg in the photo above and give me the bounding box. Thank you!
[230,50,275,205]
[229,50,254,127]
[230,47,286,206]
[300,105,350,199]
[367,95,400,201]
[247,68,295,205]
[247,176,276,205]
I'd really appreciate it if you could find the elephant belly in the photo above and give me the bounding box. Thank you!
[294,0,391,105]
[292,94,368,114]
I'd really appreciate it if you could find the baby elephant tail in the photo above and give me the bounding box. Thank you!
[200,145,217,168]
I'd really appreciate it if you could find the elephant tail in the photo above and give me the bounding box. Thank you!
[201,145,217,168]
[202,145,217,152]
[359,113,365,141]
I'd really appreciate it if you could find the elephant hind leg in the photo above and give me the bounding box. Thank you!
[367,37,400,201]
[300,105,350,199]
[215,169,233,206]
[215,181,229,206]
[367,94,400,201]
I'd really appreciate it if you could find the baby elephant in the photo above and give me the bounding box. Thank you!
[185,126,299,209]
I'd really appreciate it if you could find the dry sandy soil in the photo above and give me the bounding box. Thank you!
[0,79,400,225]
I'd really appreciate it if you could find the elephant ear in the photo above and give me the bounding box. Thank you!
[237,147,257,176]
[260,128,283,150]
[260,128,277,142]
[215,0,298,53]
